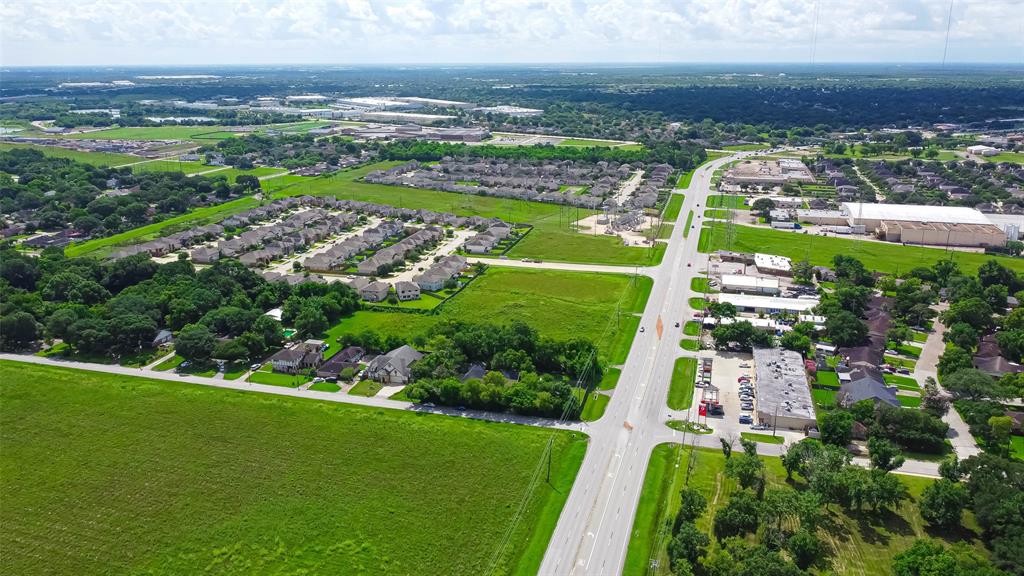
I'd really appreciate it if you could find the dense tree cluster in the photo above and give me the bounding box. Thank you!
[0,250,304,364]
[0,149,259,235]
[206,134,363,169]
[401,320,601,418]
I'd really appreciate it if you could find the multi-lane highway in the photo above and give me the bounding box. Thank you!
[538,153,746,576]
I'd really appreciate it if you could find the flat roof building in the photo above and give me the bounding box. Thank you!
[754,253,792,276]
[723,159,815,186]
[720,274,780,295]
[841,202,1008,247]
[753,347,817,431]
[716,293,819,314]
[473,105,543,117]
[359,111,456,124]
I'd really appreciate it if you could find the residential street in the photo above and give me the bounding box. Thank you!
[913,310,981,460]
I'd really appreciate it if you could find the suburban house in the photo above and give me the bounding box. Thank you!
[836,369,900,408]
[315,346,365,379]
[394,281,421,301]
[365,345,423,384]
[359,281,391,302]
[268,340,326,374]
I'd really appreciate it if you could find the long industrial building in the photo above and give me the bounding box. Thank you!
[752,347,817,431]
[715,293,819,314]
[796,202,1015,248]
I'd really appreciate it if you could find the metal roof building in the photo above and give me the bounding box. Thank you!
[716,293,819,313]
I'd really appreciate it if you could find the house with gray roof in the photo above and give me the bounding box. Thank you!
[365,345,423,384]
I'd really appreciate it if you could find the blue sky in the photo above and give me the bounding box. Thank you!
[2,0,1023,66]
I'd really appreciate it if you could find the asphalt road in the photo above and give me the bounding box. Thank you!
[538,153,748,576]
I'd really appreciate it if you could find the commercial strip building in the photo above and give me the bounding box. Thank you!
[752,347,817,431]
[715,293,819,314]
[720,274,780,295]
[723,158,815,186]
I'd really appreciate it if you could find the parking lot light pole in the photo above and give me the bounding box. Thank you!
[772,403,780,437]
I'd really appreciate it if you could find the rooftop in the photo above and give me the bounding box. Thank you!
[841,202,993,225]
[717,293,819,312]
[753,347,816,422]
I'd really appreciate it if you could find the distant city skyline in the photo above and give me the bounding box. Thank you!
[2,0,1023,67]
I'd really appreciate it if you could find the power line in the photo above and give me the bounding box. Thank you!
[809,0,821,65]
[942,0,955,66]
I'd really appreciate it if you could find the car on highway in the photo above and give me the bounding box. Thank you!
[674,321,680,327]
[639,326,645,333]
[687,263,691,267]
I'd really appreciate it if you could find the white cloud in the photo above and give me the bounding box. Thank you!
[0,0,1021,65]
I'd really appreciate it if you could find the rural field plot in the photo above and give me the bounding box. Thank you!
[131,159,211,175]
[326,267,651,364]
[698,222,1024,275]
[0,361,586,576]
[623,444,986,576]
[0,142,140,166]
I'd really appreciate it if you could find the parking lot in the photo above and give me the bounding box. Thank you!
[695,351,752,435]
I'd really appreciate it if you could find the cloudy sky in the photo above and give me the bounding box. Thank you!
[2,0,1022,66]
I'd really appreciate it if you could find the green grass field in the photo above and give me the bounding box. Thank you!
[348,379,383,397]
[698,223,1024,275]
[206,166,290,182]
[679,339,700,351]
[705,195,748,210]
[0,361,587,576]
[326,268,651,364]
[1011,436,1024,461]
[740,432,785,444]
[663,194,685,221]
[703,209,732,219]
[683,211,695,236]
[308,381,341,393]
[599,368,621,391]
[0,142,141,166]
[623,444,985,576]
[985,151,1024,165]
[579,391,610,422]
[816,370,839,387]
[668,358,696,410]
[675,151,728,189]
[557,138,636,148]
[683,321,701,336]
[884,373,920,391]
[248,369,307,387]
[898,395,923,408]
[813,387,838,409]
[722,143,769,151]
[131,159,211,175]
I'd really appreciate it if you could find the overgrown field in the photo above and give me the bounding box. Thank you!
[0,361,587,576]
[623,444,986,576]
[0,142,140,166]
[698,222,1024,275]
[326,267,652,364]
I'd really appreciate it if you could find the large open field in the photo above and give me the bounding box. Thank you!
[0,142,141,166]
[698,222,1024,275]
[326,267,652,364]
[623,444,985,576]
[0,361,586,576]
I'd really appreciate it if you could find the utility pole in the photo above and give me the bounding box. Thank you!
[546,436,553,483]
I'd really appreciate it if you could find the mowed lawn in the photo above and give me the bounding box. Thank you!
[0,142,140,166]
[698,222,1024,275]
[623,444,986,576]
[0,361,587,576]
[328,268,651,364]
